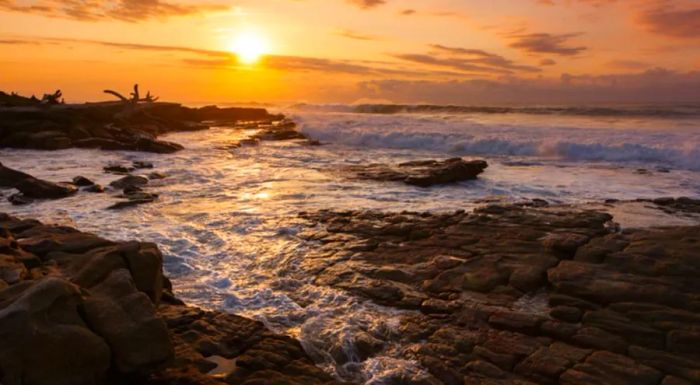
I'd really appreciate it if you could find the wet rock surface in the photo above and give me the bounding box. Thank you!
[343,158,488,187]
[0,213,342,385]
[293,203,700,385]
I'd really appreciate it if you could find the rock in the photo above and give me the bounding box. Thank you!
[84,184,105,193]
[104,164,133,174]
[551,305,583,323]
[0,162,33,187]
[109,175,149,189]
[0,278,112,385]
[148,172,167,180]
[0,99,282,154]
[628,346,700,383]
[132,161,154,169]
[0,162,76,200]
[82,269,173,373]
[72,176,94,186]
[560,351,663,385]
[0,255,28,284]
[7,193,32,205]
[250,121,308,141]
[15,178,77,199]
[344,158,488,187]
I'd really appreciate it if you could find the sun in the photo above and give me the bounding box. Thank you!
[230,30,269,65]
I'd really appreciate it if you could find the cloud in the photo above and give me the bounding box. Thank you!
[537,0,619,6]
[10,35,458,78]
[346,0,385,9]
[637,4,700,39]
[400,9,415,15]
[429,44,541,72]
[391,44,540,76]
[540,58,556,65]
[335,29,380,41]
[359,68,700,104]
[606,59,649,70]
[509,32,587,56]
[0,0,229,22]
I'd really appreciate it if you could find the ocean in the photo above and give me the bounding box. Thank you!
[1,103,699,383]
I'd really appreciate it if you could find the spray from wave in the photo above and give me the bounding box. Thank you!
[292,110,700,171]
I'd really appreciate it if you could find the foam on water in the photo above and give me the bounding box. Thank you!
[292,109,700,171]
[1,108,699,383]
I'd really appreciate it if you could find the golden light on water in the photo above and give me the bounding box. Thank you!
[230,30,270,65]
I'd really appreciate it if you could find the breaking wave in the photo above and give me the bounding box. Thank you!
[290,102,700,118]
[294,111,700,170]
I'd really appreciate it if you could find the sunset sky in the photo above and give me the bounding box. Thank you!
[1,0,699,104]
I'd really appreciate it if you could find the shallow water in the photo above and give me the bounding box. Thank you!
[1,109,699,383]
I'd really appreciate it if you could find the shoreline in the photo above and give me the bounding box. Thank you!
[1,93,699,385]
[2,197,700,384]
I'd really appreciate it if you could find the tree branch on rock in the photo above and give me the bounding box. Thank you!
[103,84,159,104]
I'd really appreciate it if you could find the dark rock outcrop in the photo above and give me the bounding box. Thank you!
[344,158,488,187]
[0,162,77,201]
[0,96,284,153]
[0,213,344,385]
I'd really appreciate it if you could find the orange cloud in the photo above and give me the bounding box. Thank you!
[0,0,229,22]
[637,4,700,39]
[346,0,385,9]
[509,33,587,56]
[335,29,381,41]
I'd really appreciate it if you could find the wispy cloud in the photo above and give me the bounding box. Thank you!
[335,29,381,41]
[391,44,540,76]
[637,4,700,39]
[509,32,587,56]
[346,0,385,9]
[359,68,700,104]
[429,44,541,72]
[0,0,229,22]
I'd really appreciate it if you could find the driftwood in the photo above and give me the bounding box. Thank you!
[103,84,159,104]
[41,90,63,104]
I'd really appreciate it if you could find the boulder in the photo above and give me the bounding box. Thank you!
[15,178,77,199]
[0,162,76,200]
[82,269,173,373]
[344,158,488,187]
[109,175,149,189]
[0,278,112,385]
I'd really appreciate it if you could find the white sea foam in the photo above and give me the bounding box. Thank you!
[292,110,700,170]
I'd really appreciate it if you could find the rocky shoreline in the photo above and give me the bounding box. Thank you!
[289,200,700,385]
[1,198,699,385]
[0,89,284,153]
[0,212,343,385]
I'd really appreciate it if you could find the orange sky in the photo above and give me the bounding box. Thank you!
[1,0,699,104]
